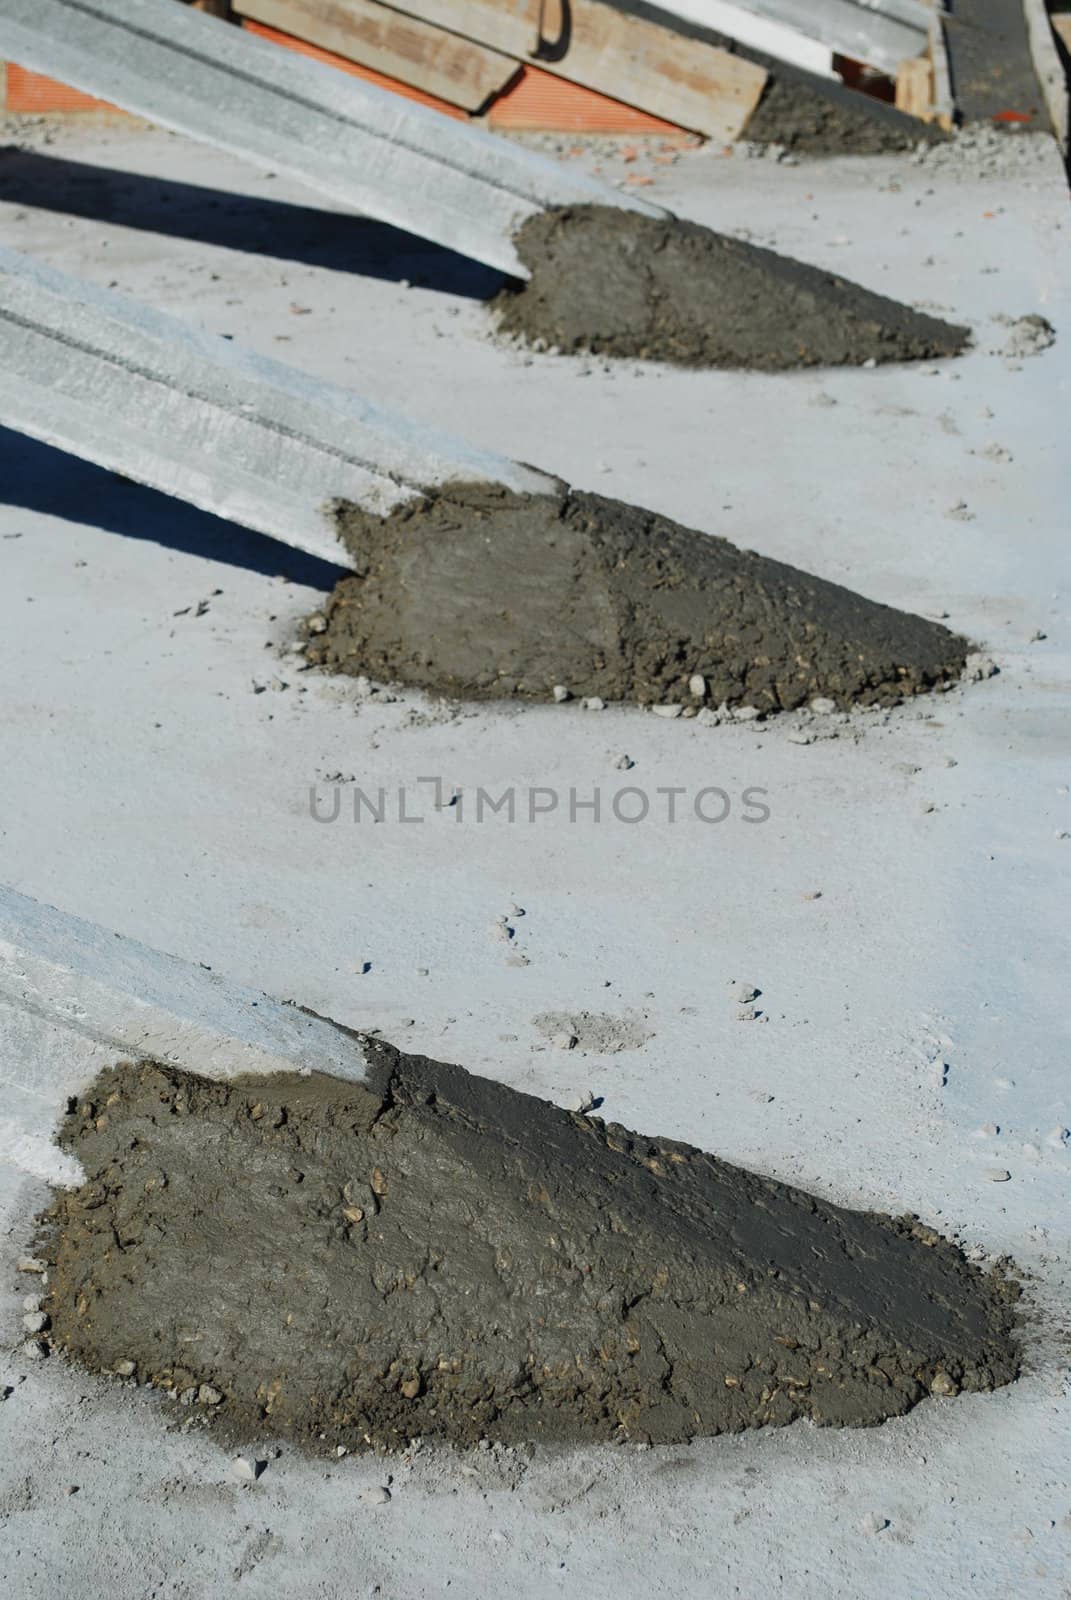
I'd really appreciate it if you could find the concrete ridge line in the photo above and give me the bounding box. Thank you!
[0,0,664,277]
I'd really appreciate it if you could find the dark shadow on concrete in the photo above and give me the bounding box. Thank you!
[0,427,350,589]
[0,148,506,299]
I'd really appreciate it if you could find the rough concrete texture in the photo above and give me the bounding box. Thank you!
[495,206,969,368]
[307,482,969,710]
[744,74,937,155]
[40,1046,1020,1453]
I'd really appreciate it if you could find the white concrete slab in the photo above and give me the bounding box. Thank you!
[0,120,1068,1598]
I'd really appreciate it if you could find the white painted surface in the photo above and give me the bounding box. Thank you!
[651,0,836,77]
[0,244,555,562]
[0,121,1068,1597]
[699,0,927,72]
[0,0,662,277]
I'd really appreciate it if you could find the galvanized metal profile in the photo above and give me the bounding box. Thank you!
[0,0,663,278]
[0,883,376,1188]
[717,0,930,74]
[0,246,558,565]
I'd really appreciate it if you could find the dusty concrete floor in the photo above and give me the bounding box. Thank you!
[0,121,1069,1596]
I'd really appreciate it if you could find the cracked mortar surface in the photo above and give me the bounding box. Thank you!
[494,206,969,368]
[307,482,969,708]
[41,1046,1019,1453]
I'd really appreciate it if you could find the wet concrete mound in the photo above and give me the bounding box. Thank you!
[41,1046,1019,1454]
[494,206,970,369]
[306,483,968,711]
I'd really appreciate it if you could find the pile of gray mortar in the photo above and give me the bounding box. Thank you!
[493,206,969,368]
[38,1042,1019,1454]
[304,483,968,709]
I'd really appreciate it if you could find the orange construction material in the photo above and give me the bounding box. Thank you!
[244,18,683,134]
[4,63,124,115]
[487,63,680,132]
[241,17,467,118]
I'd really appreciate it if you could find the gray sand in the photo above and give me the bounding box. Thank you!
[494,206,969,368]
[306,482,969,710]
[39,1045,1019,1454]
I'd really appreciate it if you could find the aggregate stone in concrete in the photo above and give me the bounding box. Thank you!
[306,483,969,711]
[39,1044,1019,1454]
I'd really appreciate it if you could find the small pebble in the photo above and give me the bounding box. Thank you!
[810,697,836,715]
[231,1456,264,1483]
[731,705,761,722]
[688,674,707,699]
[984,1168,1011,1182]
[198,1384,223,1405]
[21,1340,48,1361]
[364,1485,391,1506]
[651,703,682,719]
[22,1295,41,1313]
[734,982,760,1004]
[861,357,877,370]
[552,685,571,703]
[22,1312,49,1334]
[749,1091,773,1104]
[17,1257,46,1275]
[306,613,327,634]
[929,1371,959,1397]
[860,1512,889,1534]
[582,696,605,711]
[572,1090,597,1114]
[613,753,635,770]
[552,1032,577,1051]
[737,1005,758,1023]
[114,1360,136,1377]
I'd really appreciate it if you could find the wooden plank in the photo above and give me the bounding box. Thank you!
[233,0,519,112]
[372,0,541,59]
[894,53,931,118]
[373,0,767,139]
